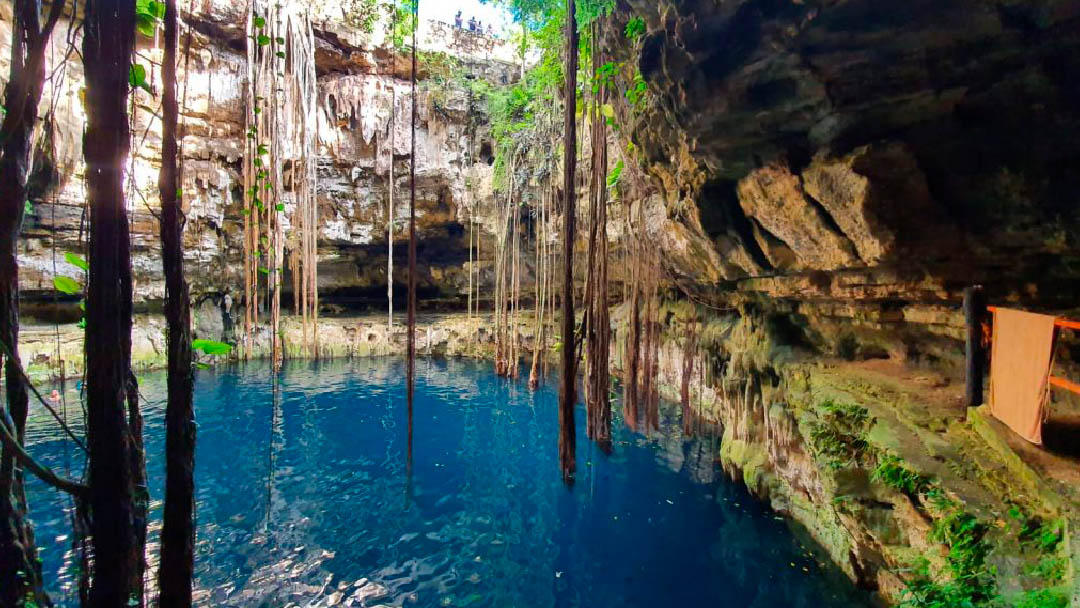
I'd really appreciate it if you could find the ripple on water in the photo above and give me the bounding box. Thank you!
[25,357,874,607]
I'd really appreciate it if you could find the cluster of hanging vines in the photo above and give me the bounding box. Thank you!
[582,18,612,451]
[621,200,660,433]
[244,0,320,365]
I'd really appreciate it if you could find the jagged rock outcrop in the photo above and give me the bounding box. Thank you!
[609,0,1080,313]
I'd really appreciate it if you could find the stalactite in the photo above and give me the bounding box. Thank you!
[558,0,579,485]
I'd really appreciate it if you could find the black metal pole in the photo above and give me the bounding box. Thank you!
[964,285,987,408]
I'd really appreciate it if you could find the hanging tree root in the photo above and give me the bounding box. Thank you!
[0,407,87,497]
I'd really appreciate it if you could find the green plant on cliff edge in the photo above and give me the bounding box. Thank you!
[873,456,1069,608]
[1012,588,1069,608]
[901,506,996,608]
[808,399,872,470]
[873,454,933,497]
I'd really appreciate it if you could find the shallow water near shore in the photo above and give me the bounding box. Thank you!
[24,357,873,607]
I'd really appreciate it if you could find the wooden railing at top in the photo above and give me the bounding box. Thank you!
[987,306,1080,396]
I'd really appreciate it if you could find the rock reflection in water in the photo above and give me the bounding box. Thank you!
[24,358,872,607]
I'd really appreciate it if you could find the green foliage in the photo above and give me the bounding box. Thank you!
[129,64,151,93]
[901,504,996,608]
[340,0,380,33]
[135,0,166,37]
[192,339,233,356]
[53,276,81,295]
[391,0,418,49]
[24,200,33,215]
[1018,518,1063,553]
[576,0,615,27]
[1014,588,1069,608]
[624,16,645,40]
[808,399,872,470]
[606,159,624,191]
[873,454,933,496]
[1025,555,1067,583]
[65,252,89,272]
[626,68,648,109]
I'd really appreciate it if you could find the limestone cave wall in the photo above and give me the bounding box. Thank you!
[2,1,518,322]
[603,0,1080,371]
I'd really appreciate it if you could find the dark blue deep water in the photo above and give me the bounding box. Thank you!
[25,358,873,607]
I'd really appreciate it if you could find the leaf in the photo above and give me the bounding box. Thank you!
[606,159,625,190]
[275,203,285,212]
[254,16,266,28]
[601,103,615,118]
[274,37,285,44]
[23,200,32,215]
[129,64,151,93]
[53,276,81,295]
[276,51,286,59]
[65,252,89,272]
[257,34,271,47]
[192,339,233,356]
[136,14,157,37]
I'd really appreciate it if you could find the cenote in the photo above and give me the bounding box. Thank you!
[25,358,872,607]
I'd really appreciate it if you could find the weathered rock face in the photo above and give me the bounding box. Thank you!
[609,0,1080,313]
[2,2,517,316]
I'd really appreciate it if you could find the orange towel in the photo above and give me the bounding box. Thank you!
[990,308,1057,445]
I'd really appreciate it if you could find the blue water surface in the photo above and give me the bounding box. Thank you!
[24,357,873,607]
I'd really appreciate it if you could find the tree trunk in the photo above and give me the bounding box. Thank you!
[0,1,64,605]
[83,0,143,605]
[157,0,197,605]
[557,0,579,485]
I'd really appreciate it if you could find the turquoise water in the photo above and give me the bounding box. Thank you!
[25,358,872,607]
